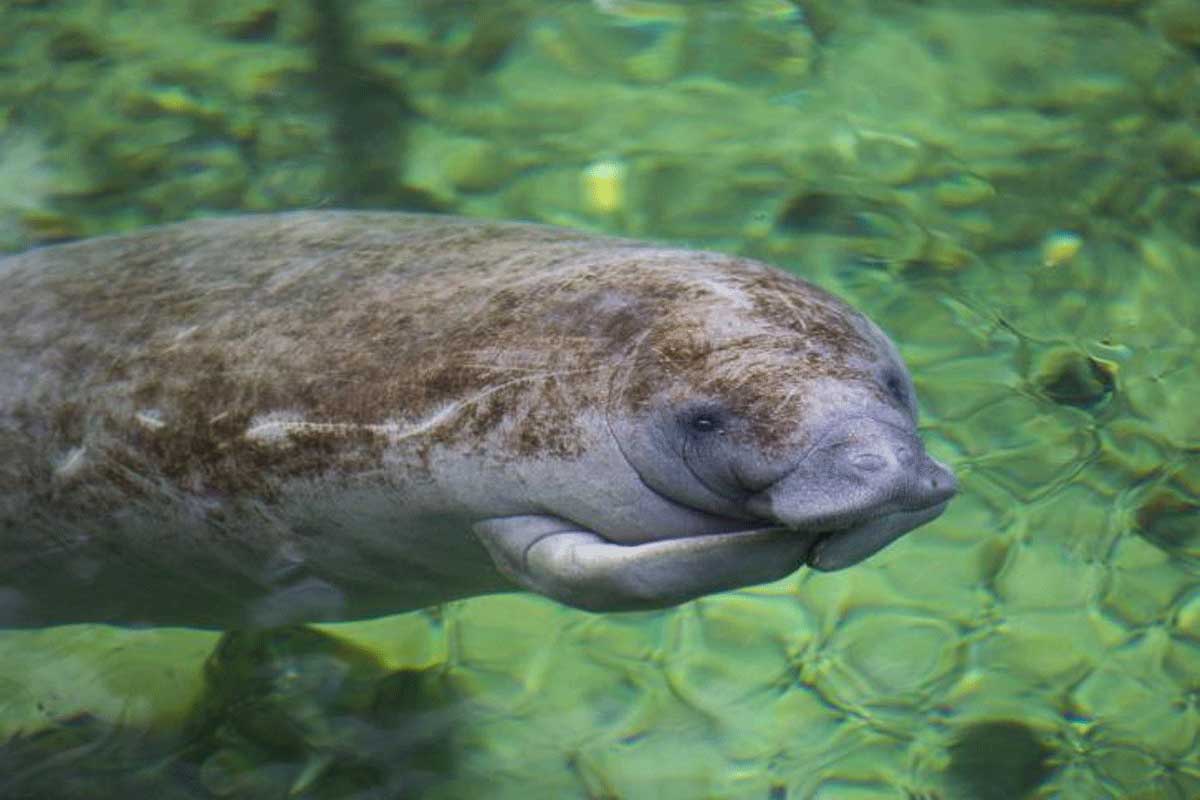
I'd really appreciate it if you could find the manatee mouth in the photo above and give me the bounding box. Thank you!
[800,500,950,571]
[672,493,951,574]
[741,439,958,570]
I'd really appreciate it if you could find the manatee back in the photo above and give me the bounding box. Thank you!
[0,211,609,463]
[0,212,629,626]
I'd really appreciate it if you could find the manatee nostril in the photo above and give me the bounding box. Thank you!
[923,463,959,503]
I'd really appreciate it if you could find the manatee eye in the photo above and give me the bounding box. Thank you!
[681,406,727,435]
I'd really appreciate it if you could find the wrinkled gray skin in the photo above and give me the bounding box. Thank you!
[0,212,955,629]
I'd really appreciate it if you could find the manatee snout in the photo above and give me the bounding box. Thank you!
[830,421,957,513]
[746,415,956,569]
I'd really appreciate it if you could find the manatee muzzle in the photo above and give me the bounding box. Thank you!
[744,415,957,570]
[803,499,951,570]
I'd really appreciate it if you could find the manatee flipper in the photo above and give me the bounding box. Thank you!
[473,516,813,612]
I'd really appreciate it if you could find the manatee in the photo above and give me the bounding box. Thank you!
[0,211,956,629]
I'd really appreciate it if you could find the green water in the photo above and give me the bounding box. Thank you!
[1,1,1198,797]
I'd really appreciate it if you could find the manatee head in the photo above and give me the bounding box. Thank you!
[605,254,956,570]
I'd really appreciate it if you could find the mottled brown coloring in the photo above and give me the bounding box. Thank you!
[1,212,888,506]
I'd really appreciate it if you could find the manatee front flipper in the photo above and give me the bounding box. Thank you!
[473,516,813,612]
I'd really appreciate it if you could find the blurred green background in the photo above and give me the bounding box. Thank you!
[1,1,1197,797]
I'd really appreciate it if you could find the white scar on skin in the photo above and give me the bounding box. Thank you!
[53,446,87,480]
[244,407,459,446]
[134,409,167,430]
[244,368,603,446]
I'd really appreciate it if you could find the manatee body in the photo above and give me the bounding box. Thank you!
[0,212,955,629]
